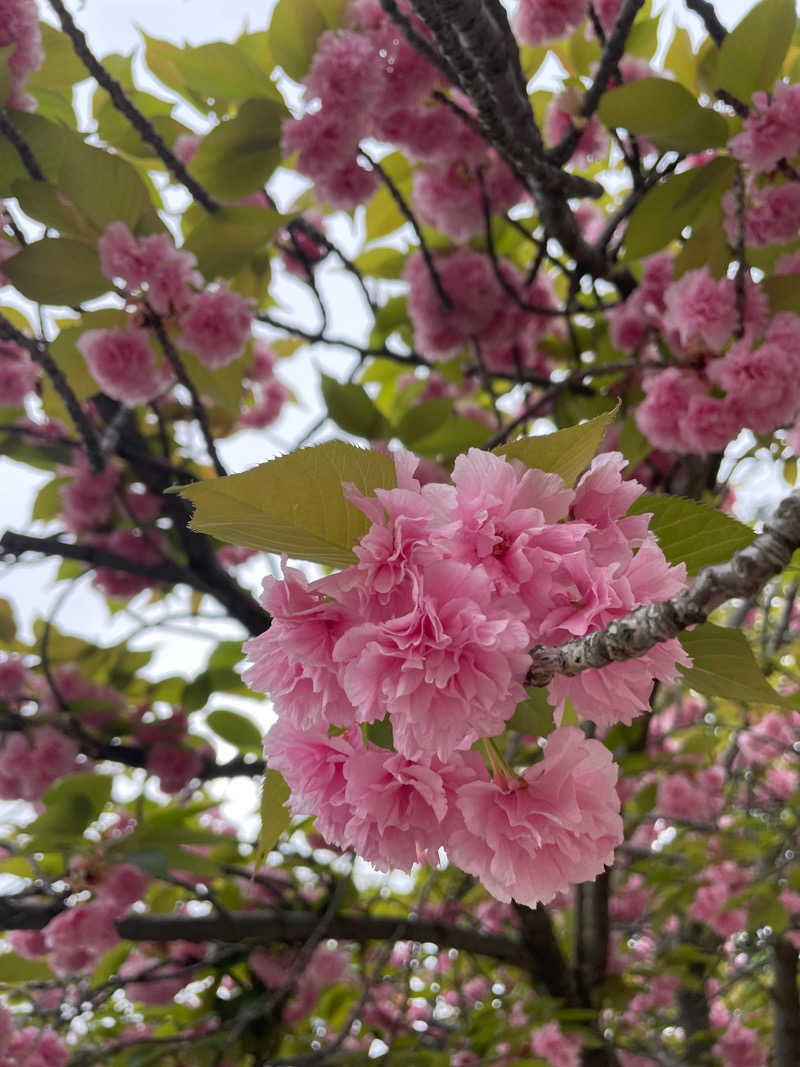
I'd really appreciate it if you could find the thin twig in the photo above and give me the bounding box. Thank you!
[0,312,105,472]
[146,311,227,478]
[47,0,222,214]
[359,148,452,312]
[0,109,45,181]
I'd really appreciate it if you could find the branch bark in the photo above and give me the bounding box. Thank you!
[113,910,537,971]
[527,486,800,687]
[773,937,800,1067]
[685,0,727,46]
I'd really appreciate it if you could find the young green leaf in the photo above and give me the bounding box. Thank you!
[714,0,796,103]
[207,709,264,752]
[179,441,397,568]
[624,156,736,260]
[2,238,109,305]
[189,98,286,201]
[496,405,617,487]
[321,375,389,439]
[598,78,729,154]
[628,494,755,576]
[255,768,291,867]
[679,623,791,707]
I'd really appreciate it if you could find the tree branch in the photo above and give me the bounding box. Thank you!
[0,109,44,181]
[146,311,227,478]
[47,0,222,214]
[527,485,800,686]
[0,312,105,473]
[685,0,727,46]
[111,910,539,970]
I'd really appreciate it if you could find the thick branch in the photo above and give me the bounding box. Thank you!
[47,0,221,214]
[527,487,800,686]
[407,0,625,286]
[114,910,537,971]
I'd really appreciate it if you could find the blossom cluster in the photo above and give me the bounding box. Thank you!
[75,221,254,407]
[607,254,800,454]
[245,448,689,904]
[0,1004,68,1067]
[0,0,43,111]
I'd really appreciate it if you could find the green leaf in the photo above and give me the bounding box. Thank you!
[31,477,67,522]
[179,441,397,568]
[508,687,555,737]
[269,0,327,81]
[11,178,93,237]
[764,273,800,315]
[255,768,291,867]
[412,415,492,458]
[190,98,286,200]
[624,157,736,260]
[184,204,284,280]
[598,78,728,154]
[665,26,698,90]
[207,709,263,752]
[628,495,755,576]
[679,623,790,707]
[395,398,453,446]
[57,139,152,232]
[715,0,797,104]
[0,954,54,983]
[28,23,88,91]
[2,238,109,305]
[0,599,17,643]
[321,374,388,438]
[496,406,617,487]
[25,773,112,850]
[174,42,281,103]
[0,111,67,194]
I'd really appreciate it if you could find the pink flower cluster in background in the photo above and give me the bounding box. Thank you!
[0,1004,68,1067]
[0,0,43,111]
[80,221,253,406]
[246,448,690,904]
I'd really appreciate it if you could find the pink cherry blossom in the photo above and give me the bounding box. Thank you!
[59,451,119,533]
[146,741,203,794]
[90,529,165,599]
[0,340,39,406]
[243,566,357,731]
[0,0,43,110]
[513,0,588,45]
[662,267,737,353]
[341,747,452,871]
[179,285,252,367]
[530,1021,582,1067]
[43,901,120,975]
[333,558,530,761]
[445,727,622,907]
[545,92,608,164]
[77,327,169,405]
[729,82,800,175]
[263,720,357,847]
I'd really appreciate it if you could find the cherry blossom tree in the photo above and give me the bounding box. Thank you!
[0,0,799,1065]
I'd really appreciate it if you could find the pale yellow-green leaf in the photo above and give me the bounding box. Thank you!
[628,494,755,576]
[495,405,618,487]
[255,768,291,868]
[679,623,792,708]
[715,0,797,103]
[2,239,109,306]
[269,0,327,81]
[179,441,397,567]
